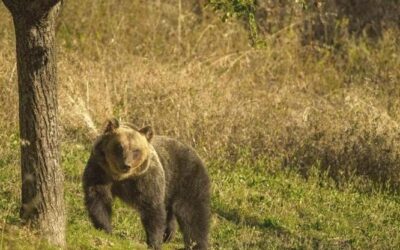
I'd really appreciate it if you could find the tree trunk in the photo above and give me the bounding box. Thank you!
[1,0,65,246]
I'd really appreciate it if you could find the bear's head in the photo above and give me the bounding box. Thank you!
[95,118,153,180]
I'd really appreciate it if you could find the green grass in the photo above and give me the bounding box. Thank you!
[1,139,399,249]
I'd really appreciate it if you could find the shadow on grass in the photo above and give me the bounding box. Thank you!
[213,206,288,234]
[213,206,356,249]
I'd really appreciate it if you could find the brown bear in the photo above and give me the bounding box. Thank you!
[83,119,210,250]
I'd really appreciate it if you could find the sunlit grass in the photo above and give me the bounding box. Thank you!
[1,142,399,249]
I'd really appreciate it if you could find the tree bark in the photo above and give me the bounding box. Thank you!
[2,0,65,247]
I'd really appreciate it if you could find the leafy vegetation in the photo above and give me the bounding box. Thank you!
[1,0,400,249]
[208,0,261,45]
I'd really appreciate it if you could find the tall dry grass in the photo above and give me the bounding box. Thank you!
[1,1,400,188]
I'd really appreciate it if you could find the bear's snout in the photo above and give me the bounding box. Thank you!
[121,164,131,172]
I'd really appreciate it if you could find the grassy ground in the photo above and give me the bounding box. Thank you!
[1,0,400,249]
[1,139,399,249]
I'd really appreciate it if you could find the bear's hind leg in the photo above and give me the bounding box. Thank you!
[175,199,210,250]
[163,205,176,242]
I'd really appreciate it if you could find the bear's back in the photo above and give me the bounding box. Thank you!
[151,135,203,170]
[150,136,208,202]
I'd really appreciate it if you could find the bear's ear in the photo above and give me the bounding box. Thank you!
[102,118,119,134]
[139,126,153,141]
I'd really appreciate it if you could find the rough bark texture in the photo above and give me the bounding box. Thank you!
[2,0,65,246]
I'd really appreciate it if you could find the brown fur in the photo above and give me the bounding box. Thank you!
[83,119,210,250]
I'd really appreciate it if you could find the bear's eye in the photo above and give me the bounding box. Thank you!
[132,149,141,159]
[113,143,123,155]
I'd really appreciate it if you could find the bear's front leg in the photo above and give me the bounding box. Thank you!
[83,161,113,233]
[140,204,166,250]
[84,184,113,233]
